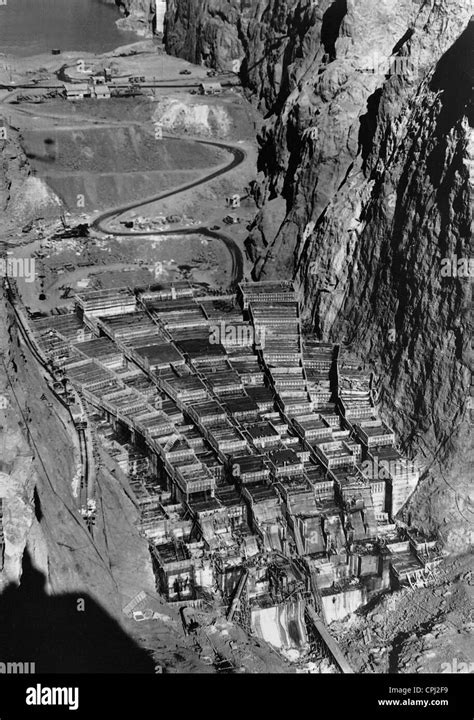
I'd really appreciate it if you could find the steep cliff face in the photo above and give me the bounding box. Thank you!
[0,284,149,614]
[165,0,473,550]
[165,0,245,69]
[111,0,157,35]
[294,12,473,551]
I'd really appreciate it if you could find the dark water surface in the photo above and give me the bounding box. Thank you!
[0,0,138,57]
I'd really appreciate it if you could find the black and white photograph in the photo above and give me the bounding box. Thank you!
[0,0,472,714]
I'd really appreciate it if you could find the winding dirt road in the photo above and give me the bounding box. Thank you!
[91,134,246,286]
[2,94,248,286]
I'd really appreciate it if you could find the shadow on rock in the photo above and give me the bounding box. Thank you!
[0,550,154,673]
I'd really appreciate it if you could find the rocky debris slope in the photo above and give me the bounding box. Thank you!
[166,0,474,551]
[152,96,234,137]
[0,330,38,590]
[0,287,137,611]
[331,554,473,673]
[0,125,62,229]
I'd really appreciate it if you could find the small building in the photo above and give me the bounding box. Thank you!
[63,82,90,100]
[199,82,222,96]
[93,84,111,99]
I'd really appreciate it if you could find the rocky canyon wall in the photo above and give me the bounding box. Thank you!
[165,0,473,550]
[106,0,157,36]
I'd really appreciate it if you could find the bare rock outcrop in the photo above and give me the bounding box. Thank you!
[165,0,474,550]
[110,0,157,36]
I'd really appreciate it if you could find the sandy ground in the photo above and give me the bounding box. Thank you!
[21,123,230,212]
[14,232,235,313]
[0,40,216,88]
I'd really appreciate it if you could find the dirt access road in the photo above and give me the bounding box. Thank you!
[91,134,246,286]
[4,98,247,286]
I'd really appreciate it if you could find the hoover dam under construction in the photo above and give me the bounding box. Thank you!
[0,0,472,691]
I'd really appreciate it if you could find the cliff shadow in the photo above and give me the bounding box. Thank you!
[358,88,383,171]
[425,18,474,189]
[0,549,155,673]
[429,17,474,131]
[321,0,348,62]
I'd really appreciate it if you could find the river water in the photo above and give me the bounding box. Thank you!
[0,0,139,57]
